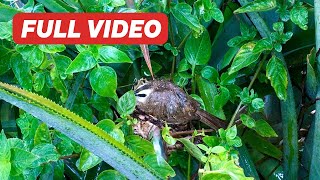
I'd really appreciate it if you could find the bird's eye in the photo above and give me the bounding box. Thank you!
[136,93,146,97]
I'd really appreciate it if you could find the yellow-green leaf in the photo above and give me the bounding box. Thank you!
[266,56,288,100]
[234,0,276,14]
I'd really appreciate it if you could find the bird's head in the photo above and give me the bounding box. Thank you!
[134,79,154,103]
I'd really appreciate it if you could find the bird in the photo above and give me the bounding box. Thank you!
[133,79,227,130]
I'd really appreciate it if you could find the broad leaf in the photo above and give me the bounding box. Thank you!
[65,51,97,74]
[38,45,66,53]
[76,149,102,171]
[0,3,20,21]
[99,46,132,63]
[116,90,136,116]
[34,123,51,146]
[171,3,203,34]
[240,114,256,128]
[143,154,175,178]
[97,119,125,143]
[10,148,38,176]
[89,66,117,99]
[290,3,308,30]
[31,144,60,167]
[234,0,276,13]
[97,170,126,180]
[126,135,154,157]
[16,45,44,67]
[229,42,261,74]
[184,29,211,66]
[10,53,33,91]
[253,120,278,137]
[266,56,288,100]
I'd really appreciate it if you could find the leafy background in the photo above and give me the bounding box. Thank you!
[0,0,318,179]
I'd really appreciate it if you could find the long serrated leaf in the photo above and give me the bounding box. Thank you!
[0,82,162,179]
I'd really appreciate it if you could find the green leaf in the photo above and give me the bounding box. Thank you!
[110,0,125,7]
[99,46,132,63]
[65,51,97,74]
[227,36,247,47]
[226,125,237,140]
[54,55,72,79]
[0,131,11,179]
[211,7,224,23]
[171,3,203,34]
[0,3,20,21]
[0,21,12,41]
[178,138,204,162]
[76,148,102,171]
[251,98,264,110]
[266,56,288,100]
[240,114,256,128]
[185,29,211,66]
[202,136,219,147]
[273,22,284,32]
[89,66,117,99]
[97,170,126,180]
[33,72,45,92]
[36,0,71,12]
[126,135,154,157]
[10,148,38,176]
[0,130,11,161]
[116,90,136,116]
[201,66,219,83]
[34,123,51,146]
[56,140,74,157]
[38,45,66,53]
[243,130,281,159]
[143,154,175,178]
[253,120,278,137]
[178,58,191,72]
[31,144,60,167]
[197,76,226,119]
[72,104,93,122]
[16,45,44,67]
[213,86,230,109]
[234,0,276,13]
[290,3,308,30]
[16,114,39,148]
[162,125,177,145]
[306,48,317,99]
[97,119,125,143]
[8,138,26,150]
[218,47,238,70]
[229,42,261,74]
[253,38,273,53]
[10,53,33,91]
[190,94,205,110]
[0,161,10,180]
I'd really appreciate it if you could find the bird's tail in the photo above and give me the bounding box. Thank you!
[196,109,227,130]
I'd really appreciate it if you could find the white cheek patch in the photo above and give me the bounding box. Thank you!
[136,89,153,103]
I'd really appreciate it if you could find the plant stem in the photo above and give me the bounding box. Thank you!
[191,64,196,94]
[178,31,192,50]
[310,0,320,178]
[228,54,266,128]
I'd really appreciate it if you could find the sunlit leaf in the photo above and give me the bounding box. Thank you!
[266,56,288,100]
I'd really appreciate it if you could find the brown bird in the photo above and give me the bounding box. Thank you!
[134,79,227,130]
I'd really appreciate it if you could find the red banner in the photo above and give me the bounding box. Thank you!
[13,13,168,45]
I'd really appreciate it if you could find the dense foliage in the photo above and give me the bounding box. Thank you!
[0,0,317,179]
